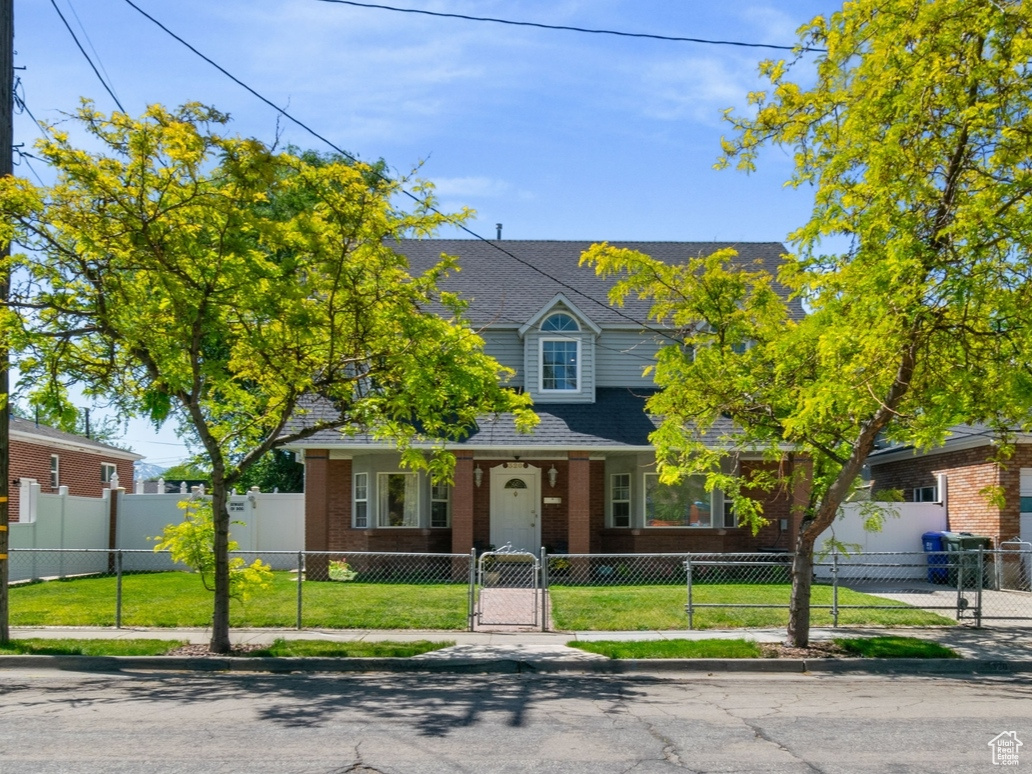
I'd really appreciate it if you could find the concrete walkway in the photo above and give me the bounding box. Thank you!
[6,624,1032,674]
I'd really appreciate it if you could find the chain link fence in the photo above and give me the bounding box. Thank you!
[8,548,474,631]
[8,547,1031,631]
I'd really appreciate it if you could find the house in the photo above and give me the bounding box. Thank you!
[869,425,1032,547]
[9,415,142,521]
[287,240,810,557]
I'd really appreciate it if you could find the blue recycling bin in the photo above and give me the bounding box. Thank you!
[922,531,948,583]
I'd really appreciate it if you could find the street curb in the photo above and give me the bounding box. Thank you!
[3,655,1032,675]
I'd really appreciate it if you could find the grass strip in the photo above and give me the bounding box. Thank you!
[245,639,455,658]
[833,636,960,659]
[567,638,763,659]
[0,638,187,656]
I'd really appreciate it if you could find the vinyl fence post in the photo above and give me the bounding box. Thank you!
[468,547,477,632]
[115,550,123,629]
[685,554,694,630]
[831,549,839,628]
[296,550,304,630]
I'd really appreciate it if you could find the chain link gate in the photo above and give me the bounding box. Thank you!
[475,545,543,628]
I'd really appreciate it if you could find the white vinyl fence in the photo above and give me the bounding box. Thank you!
[9,482,304,581]
[815,502,947,580]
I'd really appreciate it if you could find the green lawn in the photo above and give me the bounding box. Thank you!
[550,584,956,630]
[9,572,954,631]
[9,571,469,630]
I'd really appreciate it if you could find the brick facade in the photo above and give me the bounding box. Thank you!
[9,434,137,522]
[300,451,805,556]
[870,444,1030,545]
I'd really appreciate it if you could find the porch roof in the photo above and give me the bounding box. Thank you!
[284,388,734,451]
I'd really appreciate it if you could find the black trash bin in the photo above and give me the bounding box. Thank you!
[941,532,994,589]
[922,531,947,584]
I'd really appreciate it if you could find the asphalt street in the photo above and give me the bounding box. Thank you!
[1,668,1029,773]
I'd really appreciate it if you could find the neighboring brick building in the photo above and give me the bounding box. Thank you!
[10,416,142,521]
[868,426,1032,547]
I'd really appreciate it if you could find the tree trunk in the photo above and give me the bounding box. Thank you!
[787,530,816,647]
[209,465,231,654]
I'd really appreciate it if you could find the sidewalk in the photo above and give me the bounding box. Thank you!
[6,625,1032,674]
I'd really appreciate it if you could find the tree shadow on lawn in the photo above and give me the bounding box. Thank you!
[5,671,653,738]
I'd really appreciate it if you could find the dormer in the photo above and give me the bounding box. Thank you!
[519,294,601,403]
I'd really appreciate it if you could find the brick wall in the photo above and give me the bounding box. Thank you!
[870,445,1016,544]
[9,438,135,522]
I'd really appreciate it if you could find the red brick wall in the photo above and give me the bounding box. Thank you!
[870,446,1014,543]
[9,438,135,522]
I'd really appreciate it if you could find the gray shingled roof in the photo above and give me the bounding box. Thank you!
[287,389,739,450]
[10,415,143,458]
[393,239,802,327]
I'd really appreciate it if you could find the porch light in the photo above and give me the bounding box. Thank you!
[548,465,558,488]
[474,465,483,488]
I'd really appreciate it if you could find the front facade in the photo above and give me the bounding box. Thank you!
[869,428,1032,547]
[291,240,810,556]
[9,416,142,521]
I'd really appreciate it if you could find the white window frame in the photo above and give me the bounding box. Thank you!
[539,337,580,392]
[643,473,713,528]
[353,472,369,528]
[611,473,631,528]
[914,485,938,503]
[50,454,59,489]
[430,482,451,528]
[101,462,117,484]
[377,472,420,528]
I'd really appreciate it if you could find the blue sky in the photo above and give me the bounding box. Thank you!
[14,0,837,465]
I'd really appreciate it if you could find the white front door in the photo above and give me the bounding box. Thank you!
[490,465,540,553]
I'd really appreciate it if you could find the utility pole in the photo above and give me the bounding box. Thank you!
[0,0,13,644]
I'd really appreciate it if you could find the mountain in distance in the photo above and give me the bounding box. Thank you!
[134,461,168,481]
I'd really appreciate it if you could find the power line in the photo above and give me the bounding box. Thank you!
[315,0,825,53]
[119,0,686,345]
[49,0,125,112]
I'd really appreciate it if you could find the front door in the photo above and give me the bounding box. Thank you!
[490,464,540,553]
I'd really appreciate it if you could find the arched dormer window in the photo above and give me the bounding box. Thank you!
[541,312,579,332]
[540,312,580,391]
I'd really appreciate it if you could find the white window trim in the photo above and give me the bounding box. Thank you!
[101,462,117,484]
[541,312,580,332]
[353,472,369,529]
[539,336,581,393]
[643,472,714,529]
[430,482,451,528]
[377,471,420,528]
[914,485,939,503]
[50,454,60,489]
[610,472,631,528]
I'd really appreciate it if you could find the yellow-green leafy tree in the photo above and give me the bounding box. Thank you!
[0,103,533,653]
[584,0,1032,646]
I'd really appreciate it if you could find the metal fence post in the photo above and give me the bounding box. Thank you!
[975,547,984,628]
[831,549,839,628]
[296,550,304,630]
[685,554,694,630]
[540,546,548,632]
[468,547,476,632]
[115,550,123,629]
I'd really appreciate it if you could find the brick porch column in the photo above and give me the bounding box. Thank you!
[789,453,812,547]
[451,453,475,554]
[304,450,330,552]
[567,451,591,554]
